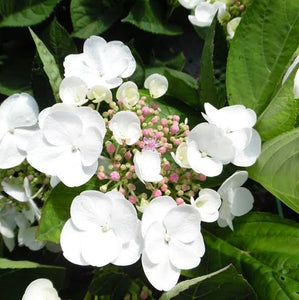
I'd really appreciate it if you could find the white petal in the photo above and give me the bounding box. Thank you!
[88,85,112,104]
[169,234,205,269]
[282,55,299,84]
[178,0,202,9]
[144,74,168,98]
[227,128,252,151]
[171,142,191,168]
[294,68,299,98]
[18,226,45,251]
[141,196,176,237]
[60,219,89,266]
[116,81,139,108]
[164,205,201,243]
[218,171,248,196]
[13,125,39,151]
[142,252,180,291]
[227,17,241,40]
[1,179,27,202]
[3,236,15,252]
[230,187,254,216]
[192,2,218,27]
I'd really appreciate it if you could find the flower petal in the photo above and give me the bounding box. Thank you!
[230,187,254,216]
[218,171,248,196]
[1,179,27,202]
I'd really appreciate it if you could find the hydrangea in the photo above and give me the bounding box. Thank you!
[178,0,202,9]
[64,36,136,89]
[141,196,205,291]
[26,104,106,187]
[116,81,140,108]
[227,17,241,39]
[22,278,60,300]
[217,171,254,230]
[0,93,39,169]
[60,190,141,267]
[144,74,168,99]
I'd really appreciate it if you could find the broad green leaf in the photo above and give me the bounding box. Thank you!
[160,265,256,300]
[0,0,60,27]
[154,52,186,71]
[199,17,227,108]
[0,258,65,299]
[256,67,298,141]
[227,0,299,115]
[37,177,99,243]
[29,28,62,103]
[122,0,182,36]
[145,67,200,107]
[198,213,299,299]
[248,128,299,213]
[71,0,124,39]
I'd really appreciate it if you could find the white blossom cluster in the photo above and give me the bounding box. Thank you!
[0,35,266,293]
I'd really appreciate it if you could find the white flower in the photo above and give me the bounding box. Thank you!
[134,150,163,183]
[87,85,112,104]
[109,111,141,145]
[22,278,60,300]
[186,122,235,177]
[178,0,203,9]
[188,1,226,27]
[227,17,241,39]
[59,77,89,106]
[294,68,299,98]
[141,196,205,291]
[26,104,106,187]
[191,188,221,222]
[0,93,39,169]
[64,36,136,89]
[144,73,168,98]
[60,190,141,267]
[202,103,261,167]
[217,171,254,230]
[116,81,140,108]
[171,142,191,168]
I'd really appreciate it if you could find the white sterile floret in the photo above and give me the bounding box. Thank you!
[141,196,205,291]
[64,36,136,89]
[0,93,39,169]
[26,104,106,187]
[188,1,226,27]
[22,278,60,300]
[134,150,163,183]
[186,123,235,177]
[109,111,141,145]
[178,0,203,9]
[191,188,221,222]
[171,142,191,168]
[60,190,141,267]
[144,73,168,98]
[87,85,112,104]
[217,171,254,230]
[227,17,241,40]
[116,81,140,108]
[59,77,89,106]
[202,103,261,167]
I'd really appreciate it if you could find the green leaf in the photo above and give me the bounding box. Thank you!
[199,213,299,299]
[122,0,182,36]
[160,265,256,300]
[37,177,99,243]
[71,0,124,39]
[255,66,298,141]
[0,258,65,299]
[0,0,60,27]
[145,67,200,107]
[29,27,62,103]
[227,0,299,115]
[248,128,299,213]
[199,17,227,108]
[154,52,186,71]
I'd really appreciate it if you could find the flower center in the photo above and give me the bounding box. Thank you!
[72,145,79,153]
[102,224,110,232]
[8,127,15,134]
[164,234,171,243]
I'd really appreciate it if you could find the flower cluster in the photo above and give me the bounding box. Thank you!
[0,35,261,291]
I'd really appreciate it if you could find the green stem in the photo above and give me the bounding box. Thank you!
[276,198,284,218]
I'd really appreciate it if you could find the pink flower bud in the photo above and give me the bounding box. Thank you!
[174,139,181,146]
[140,290,148,300]
[155,132,163,139]
[169,173,179,183]
[199,174,207,181]
[160,118,168,126]
[173,115,180,122]
[129,195,137,204]
[182,184,189,191]
[151,103,159,110]
[113,162,121,169]
[176,198,184,205]
[163,127,169,134]
[110,171,120,181]
[139,115,145,122]
[143,129,151,137]
[160,184,168,192]
[106,144,116,155]
[119,187,126,195]
[170,124,179,134]
[142,106,150,116]
[151,116,159,124]
[97,172,106,180]
[108,109,114,115]
[138,100,145,106]
[185,130,190,136]
[125,151,132,160]
[126,172,132,179]
[27,174,34,181]
[163,161,170,171]
[152,189,162,197]
[158,147,167,154]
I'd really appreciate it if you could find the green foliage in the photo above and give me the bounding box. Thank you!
[37,177,99,243]
[248,128,299,213]
[0,258,65,299]
[122,0,182,36]
[0,0,60,27]
[71,0,124,39]
[197,213,299,299]
[159,265,256,300]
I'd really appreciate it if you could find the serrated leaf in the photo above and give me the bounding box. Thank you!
[37,177,99,243]
[227,0,299,115]
[29,27,62,102]
[71,0,124,39]
[199,213,299,299]
[160,265,256,300]
[122,0,182,36]
[0,0,60,27]
[0,258,65,299]
[199,17,227,108]
[248,128,299,213]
